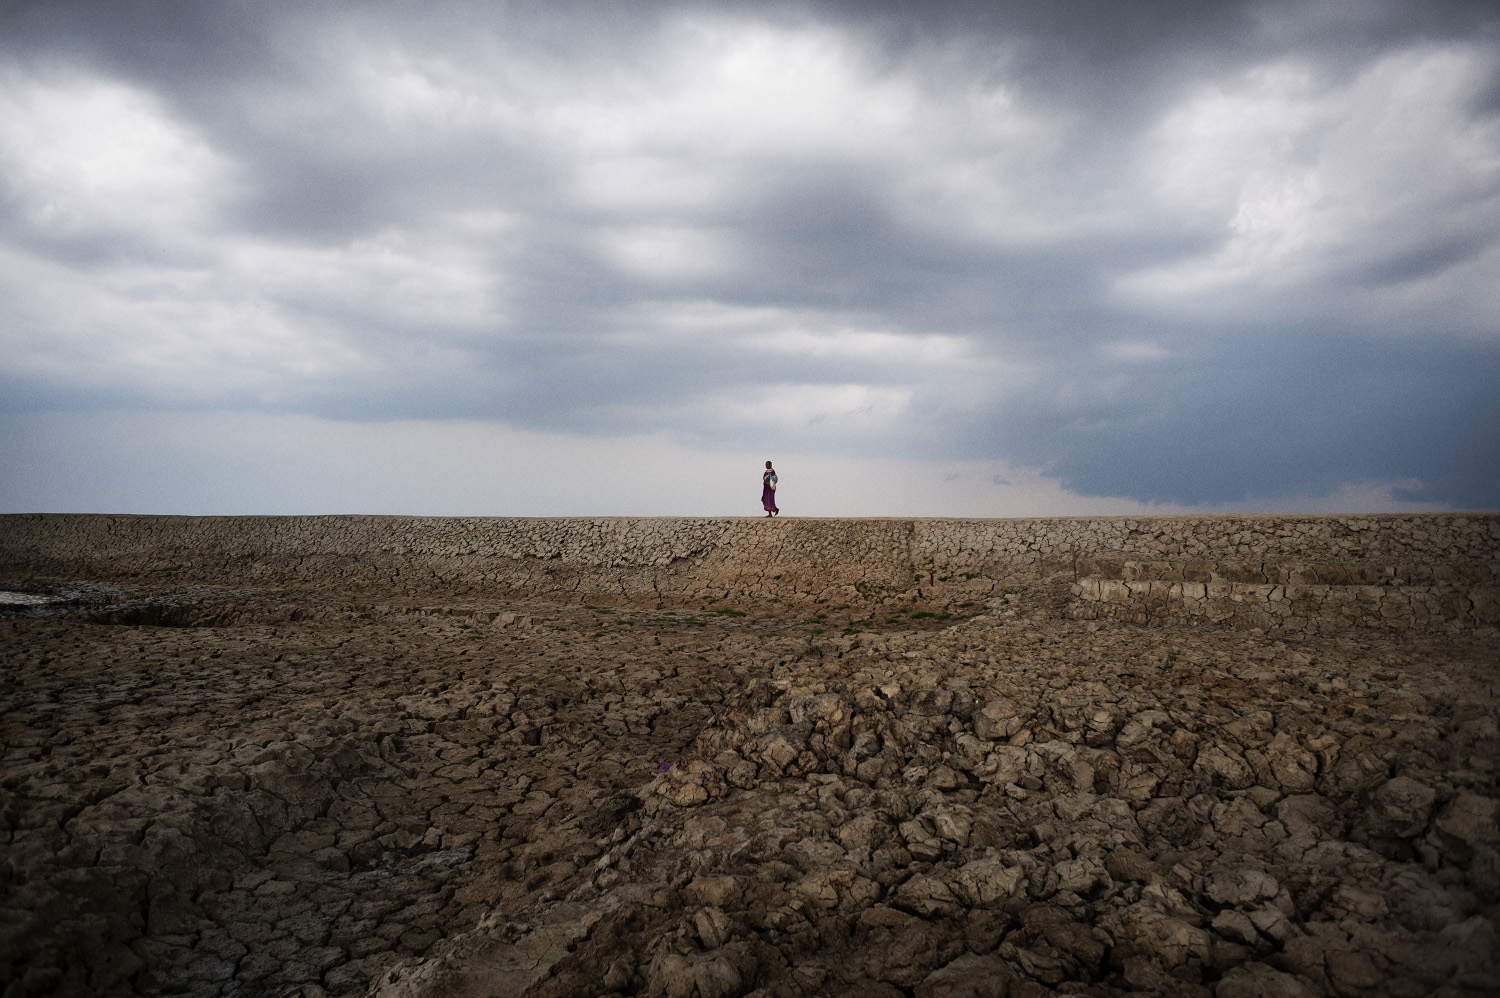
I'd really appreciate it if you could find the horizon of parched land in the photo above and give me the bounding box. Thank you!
[4,510,1496,522]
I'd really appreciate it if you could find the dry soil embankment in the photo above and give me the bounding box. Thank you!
[3,512,1498,633]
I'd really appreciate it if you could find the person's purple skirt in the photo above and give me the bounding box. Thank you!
[761,484,779,513]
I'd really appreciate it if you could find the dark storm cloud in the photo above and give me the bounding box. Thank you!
[822,0,1259,110]
[2,0,1498,511]
[935,335,1500,509]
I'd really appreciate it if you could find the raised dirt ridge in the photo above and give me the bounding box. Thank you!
[3,512,1498,633]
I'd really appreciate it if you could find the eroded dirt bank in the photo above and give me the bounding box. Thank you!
[4,513,1497,635]
[2,575,1497,997]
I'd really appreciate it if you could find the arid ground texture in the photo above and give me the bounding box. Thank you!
[1,513,1497,997]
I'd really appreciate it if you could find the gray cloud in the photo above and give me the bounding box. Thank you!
[946,335,1500,509]
[2,0,1498,513]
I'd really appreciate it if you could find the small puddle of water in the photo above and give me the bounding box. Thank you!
[0,592,66,606]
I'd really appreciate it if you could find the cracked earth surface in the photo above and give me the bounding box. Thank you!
[1,582,1496,997]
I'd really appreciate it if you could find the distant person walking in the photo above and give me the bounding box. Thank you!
[761,461,780,517]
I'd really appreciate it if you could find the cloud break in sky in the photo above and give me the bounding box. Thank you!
[1,0,1497,517]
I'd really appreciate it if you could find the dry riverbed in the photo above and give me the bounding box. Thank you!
[1,580,1496,997]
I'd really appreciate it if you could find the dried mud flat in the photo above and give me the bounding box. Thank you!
[2,580,1497,998]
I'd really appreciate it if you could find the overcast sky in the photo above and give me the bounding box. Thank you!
[2,0,1497,517]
